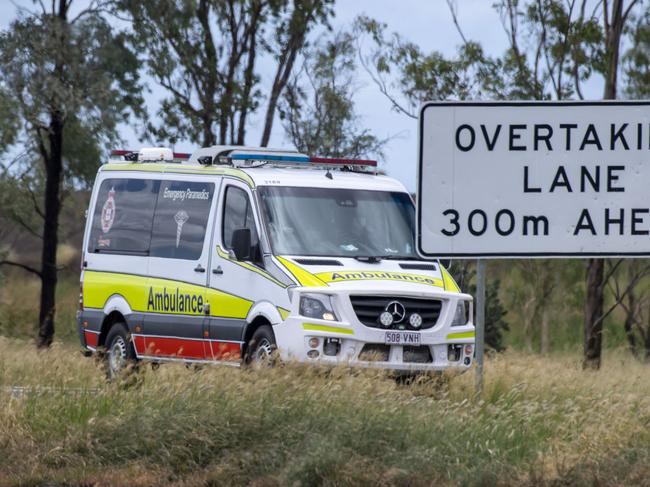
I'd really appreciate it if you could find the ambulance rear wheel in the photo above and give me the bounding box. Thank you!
[245,325,277,366]
[104,323,138,380]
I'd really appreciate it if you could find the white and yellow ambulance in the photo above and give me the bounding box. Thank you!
[77,146,474,377]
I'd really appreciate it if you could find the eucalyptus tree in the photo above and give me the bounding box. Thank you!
[280,31,386,159]
[117,0,334,147]
[0,0,144,347]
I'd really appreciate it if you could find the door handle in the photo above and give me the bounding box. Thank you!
[194,264,206,273]
[212,266,223,275]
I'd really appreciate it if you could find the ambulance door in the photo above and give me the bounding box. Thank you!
[142,176,220,361]
[206,180,286,362]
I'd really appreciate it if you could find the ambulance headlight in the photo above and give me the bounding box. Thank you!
[452,301,468,326]
[300,294,338,321]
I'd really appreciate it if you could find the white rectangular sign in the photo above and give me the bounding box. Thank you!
[417,101,650,258]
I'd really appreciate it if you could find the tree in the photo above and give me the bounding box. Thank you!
[483,0,644,369]
[0,0,143,347]
[117,0,333,147]
[624,8,650,98]
[606,260,650,360]
[583,0,641,369]
[280,31,386,158]
[355,15,500,118]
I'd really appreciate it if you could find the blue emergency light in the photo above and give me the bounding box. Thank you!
[230,153,310,163]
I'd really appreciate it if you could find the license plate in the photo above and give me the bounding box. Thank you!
[384,331,421,345]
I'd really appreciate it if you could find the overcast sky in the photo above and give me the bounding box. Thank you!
[0,1,604,191]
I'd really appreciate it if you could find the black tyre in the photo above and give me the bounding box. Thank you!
[104,322,138,380]
[245,325,277,365]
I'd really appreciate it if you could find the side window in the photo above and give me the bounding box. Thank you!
[150,181,215,260]
[88,178,160,254]
[222,186,260,259]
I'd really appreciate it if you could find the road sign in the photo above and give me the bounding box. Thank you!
[417,101,650,258]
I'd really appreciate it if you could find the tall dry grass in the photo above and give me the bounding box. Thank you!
[1,338,649,486]
[0,270,80,343]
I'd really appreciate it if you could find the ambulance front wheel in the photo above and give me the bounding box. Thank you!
[245,325,278,366]
[104,322,138,380]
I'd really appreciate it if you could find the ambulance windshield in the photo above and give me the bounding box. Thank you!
[259,186,416,259]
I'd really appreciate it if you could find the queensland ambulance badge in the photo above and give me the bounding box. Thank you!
[101,187,116,233]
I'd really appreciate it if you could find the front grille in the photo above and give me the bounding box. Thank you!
[350,296,443,330]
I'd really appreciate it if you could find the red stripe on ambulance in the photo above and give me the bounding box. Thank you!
[134,336,241,361]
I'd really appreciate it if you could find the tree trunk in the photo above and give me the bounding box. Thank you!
[260,44,300,147]
[623,291,638,358]
[583,258,604,369]
[582,0,626,368]
[197,0,217,147]
[260,1,317,147]
[37,112,64,348]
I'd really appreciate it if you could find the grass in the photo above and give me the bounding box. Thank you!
[0,269,80,344]
[1,338,649,486]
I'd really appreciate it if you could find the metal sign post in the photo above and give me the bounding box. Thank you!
[475,259,486,395]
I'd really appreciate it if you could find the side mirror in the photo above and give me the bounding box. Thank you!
[231,228,251,261]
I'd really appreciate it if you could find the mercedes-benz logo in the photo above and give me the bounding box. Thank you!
[385,301,406,323]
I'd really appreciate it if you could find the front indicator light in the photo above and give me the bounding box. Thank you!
[464,344,473,356]
[308,337,320,348]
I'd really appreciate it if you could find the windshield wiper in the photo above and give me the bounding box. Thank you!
[376,255,418,261]
[354,255,418,262]
[354,256,382,263]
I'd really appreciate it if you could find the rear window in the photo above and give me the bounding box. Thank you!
[88,178,160,255]
[88,178,214,259]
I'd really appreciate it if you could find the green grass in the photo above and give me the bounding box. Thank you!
[1,338,649,486]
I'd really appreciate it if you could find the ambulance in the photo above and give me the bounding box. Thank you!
[77,146,475,377]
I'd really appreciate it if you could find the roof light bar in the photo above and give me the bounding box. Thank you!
[308,156,377,167]
[230,153,310,163]
[109,147,377,171]
[110,149,191,161]
[227,152,376,168]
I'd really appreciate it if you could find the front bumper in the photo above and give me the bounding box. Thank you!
[276,319,474,371]
[274,288,475,372]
